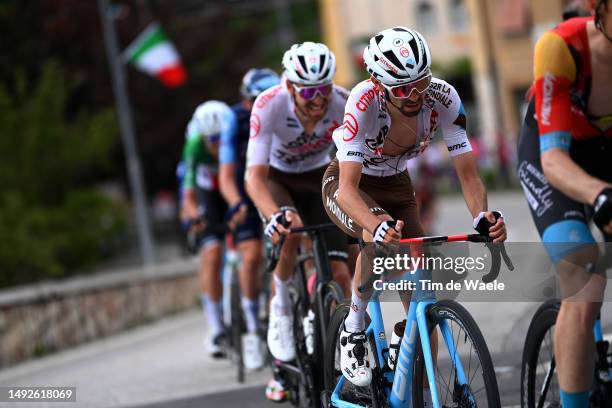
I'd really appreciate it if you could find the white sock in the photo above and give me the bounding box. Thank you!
[202,294,224,336]
[241,297,260,334]
[272,275,291,315]
[344,291,366,333]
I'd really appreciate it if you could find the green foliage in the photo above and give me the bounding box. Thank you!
[431,57,472,79]
[0,61,126,288]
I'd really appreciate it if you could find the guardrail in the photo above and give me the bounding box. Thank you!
[0,258,199,368]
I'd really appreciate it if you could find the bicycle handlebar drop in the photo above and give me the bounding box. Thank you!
[265,222,338,272]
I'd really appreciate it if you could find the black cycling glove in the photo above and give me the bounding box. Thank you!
[473,211,503,237]
[593,188,612,232]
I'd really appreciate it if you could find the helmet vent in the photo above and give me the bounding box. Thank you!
[383,50,404,70]
[297,55,309,74]
[320,66,331,81]
[408,38,419,64]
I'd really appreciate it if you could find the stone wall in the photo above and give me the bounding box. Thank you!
[0,259,199,368]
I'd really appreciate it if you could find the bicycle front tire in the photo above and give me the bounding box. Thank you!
[413,299,501,408]
[520,300,560,408]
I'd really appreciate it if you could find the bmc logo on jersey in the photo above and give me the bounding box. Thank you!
[342,113,359,141]
[448,141,468,152]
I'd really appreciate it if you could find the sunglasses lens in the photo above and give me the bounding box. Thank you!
[389,75,431,98]
[298,87,316,99]
[296,84,333,100]
[391,85,412,98]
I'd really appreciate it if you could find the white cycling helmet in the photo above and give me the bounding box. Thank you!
[282,42,336,85]
[193,100,231,137]
[363,27,432,86]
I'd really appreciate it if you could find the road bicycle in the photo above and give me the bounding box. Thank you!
[520,299,612,408]
[266,221,347,407]
[324,232,513,408]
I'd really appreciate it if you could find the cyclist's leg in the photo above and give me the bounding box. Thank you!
[234,206,263,335]
[265,169,303,362]
[297,167,351,297]
[266,172,303,310]
[518,114,603,405]
[322,160,392,386]
[197,189,227,354]
[234,205,265,370]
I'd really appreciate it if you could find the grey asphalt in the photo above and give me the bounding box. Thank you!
[0,191,609,408]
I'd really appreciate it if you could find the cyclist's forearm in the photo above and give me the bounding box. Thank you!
[458,173,487,217]
[245,168,279,219]
[453,152,487,217]
[182,189,199,219]
[542,149,611,204]
[338,184,381,234]
[219,164,242,206]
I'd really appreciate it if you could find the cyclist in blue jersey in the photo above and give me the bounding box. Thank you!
[219,68,281,371]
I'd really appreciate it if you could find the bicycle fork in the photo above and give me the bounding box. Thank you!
[390,300,472,408]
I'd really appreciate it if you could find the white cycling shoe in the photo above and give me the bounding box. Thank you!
[242,332,264,370]
[267,303,296,362]
[205,332,226,359]
[340,324,372,387]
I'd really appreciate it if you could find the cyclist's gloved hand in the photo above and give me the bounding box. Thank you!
[373,220,401,243]
[225,200,248,229]
[473,211,506,241]
[593,187,612,234]
[264,210,291,239]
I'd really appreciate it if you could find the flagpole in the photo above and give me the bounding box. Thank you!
[97,0,155,266]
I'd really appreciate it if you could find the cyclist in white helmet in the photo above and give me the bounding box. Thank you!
[245,42,352,369]
[322,27,507,386]
[180,100,233,358]
[218,68,281,370]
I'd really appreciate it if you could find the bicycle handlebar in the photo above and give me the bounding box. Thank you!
[265,222,337,272]
[358,233,514,293]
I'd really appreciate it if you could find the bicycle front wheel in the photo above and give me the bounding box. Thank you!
[413,300,501,408]
[520,300,560,408]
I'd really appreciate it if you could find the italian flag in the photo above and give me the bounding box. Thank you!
[123,22,187,88]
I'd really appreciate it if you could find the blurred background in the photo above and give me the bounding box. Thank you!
[0,1,593,405]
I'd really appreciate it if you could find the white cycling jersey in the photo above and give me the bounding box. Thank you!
[246,84,349,173]
[333,78,471,177]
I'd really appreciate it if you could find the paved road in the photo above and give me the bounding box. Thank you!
[0,192,610,408]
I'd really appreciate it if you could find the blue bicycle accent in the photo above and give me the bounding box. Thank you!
[325,235,512,408]
[331,272,476,408]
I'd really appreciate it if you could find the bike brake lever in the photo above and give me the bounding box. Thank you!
[501,244,514,270]
[480,242,514,283]
[481,242,501,283]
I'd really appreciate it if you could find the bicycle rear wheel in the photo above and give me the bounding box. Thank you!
[413,300,501,408]
[520,300,560,408]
